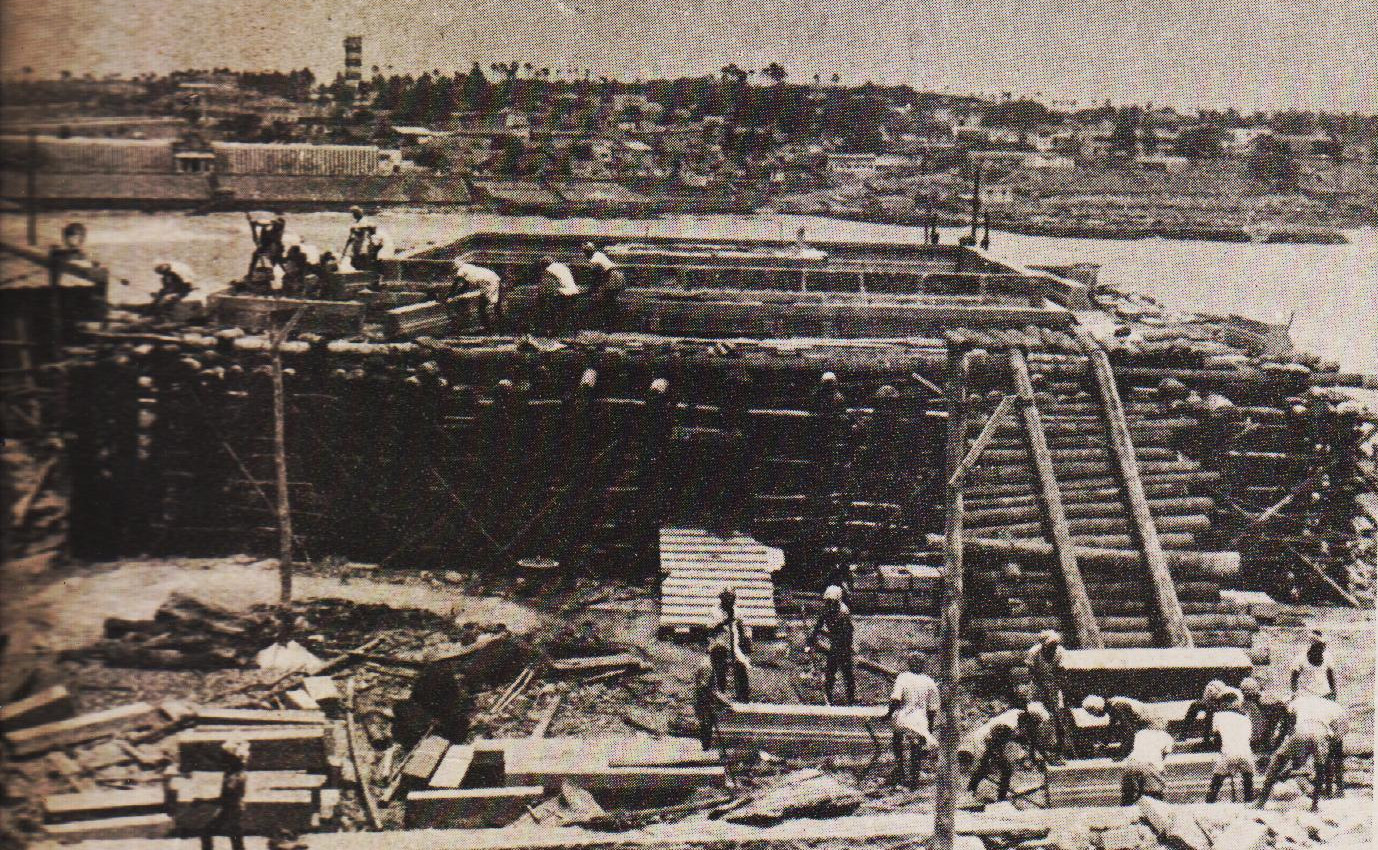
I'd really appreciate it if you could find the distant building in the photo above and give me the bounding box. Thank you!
[827,153,878,177]
[1137,154,1191,173]
[1022,152,1075,170]
[344,36,363,90]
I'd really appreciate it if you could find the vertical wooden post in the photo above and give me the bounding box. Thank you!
[26,131,38,247]
[969,161,982,244]
[269,309,304,604]
[1009,348,1103,649]
[935,345,970,850]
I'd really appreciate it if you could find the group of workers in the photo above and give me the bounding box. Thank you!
[963,629,1347,811]
[695,582,940,788]
[444,242,625,335]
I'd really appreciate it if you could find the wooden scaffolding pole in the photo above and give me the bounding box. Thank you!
[1009,348,1103,649]
[934,345,970,850]
[269,308,305,604]
[1075,329,1192,647]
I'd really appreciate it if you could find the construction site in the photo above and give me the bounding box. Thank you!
[1,221,1375,850]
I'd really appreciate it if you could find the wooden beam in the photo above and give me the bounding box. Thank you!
[947,394,1017,487]
[6,702,162,757]
[344,679,383,830]
[1076,330,1192,648]
[935,346,970,850]
[1009,348,1103,649]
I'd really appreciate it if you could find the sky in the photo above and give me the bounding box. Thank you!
[2,0,1375,114]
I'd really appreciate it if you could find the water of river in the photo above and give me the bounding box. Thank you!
[4,210,1374,374]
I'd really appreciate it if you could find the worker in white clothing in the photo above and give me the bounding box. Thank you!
[1291,630,1337,699]
[448,261,503,332]
[538,255,580,335]
[1120,724,1174,805]
[885,651,939,787]
[1257,694,1347,811]
[1205,691,1256,802]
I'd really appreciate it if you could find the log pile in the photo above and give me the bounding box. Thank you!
[61,319,1375,614]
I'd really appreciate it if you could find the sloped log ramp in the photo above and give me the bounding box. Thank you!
[1077,330,1191,647]
[1008,348,1101,648]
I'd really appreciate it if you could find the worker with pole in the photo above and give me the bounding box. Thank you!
[805,584,856,705]
[1255,693,1346,811]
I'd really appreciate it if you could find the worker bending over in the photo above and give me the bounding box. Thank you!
[886,652,939,787]
[1080,694,1156,757]
[1183,679,1245,745]
[1256,694,1346,811]
[1238,677,1288,756]
[1120,721,1175,806]
[152,262,195,313]
[967,705,1051,802]
[1205,691,1256,802]
[538,255,580,335]
[707,587,752,701]
[448,261,503,332]
[806,584,855,704]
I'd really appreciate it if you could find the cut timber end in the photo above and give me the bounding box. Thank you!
[404,787,547,829]
[193,708,327,726]
[0,685,76,732]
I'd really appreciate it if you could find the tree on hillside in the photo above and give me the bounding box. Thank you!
[1248,135,1299,191]
[762,63,788,85]
[1173,126,1224,159]
[1109,107,1140,156]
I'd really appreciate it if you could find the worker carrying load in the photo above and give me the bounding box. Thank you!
[965,704,1052,802]
[805,584,855,705]
[1205,690,1256,803]
[151,262,195,313]
[245,211,285,284]
[447,261,503,332]
[885,651,939,787]
[707,587,752,702]
[1119,721,1175,806]
[1024,630,1069,755]
[1256,694,1347,811]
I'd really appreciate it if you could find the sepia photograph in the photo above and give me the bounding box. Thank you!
[0,1,1374,848]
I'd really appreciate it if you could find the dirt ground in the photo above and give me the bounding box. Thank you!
[1,555,1373,848]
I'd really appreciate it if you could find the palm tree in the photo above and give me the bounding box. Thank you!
[762,62,787,84]
[830,73,841,85]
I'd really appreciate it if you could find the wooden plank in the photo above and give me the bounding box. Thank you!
[430,745,477,788]
[1,685,76,732]
[194,708,327,726]
[402,735,452,785]
[1045,753,1216,807]
[405,787,546,828]
[548,654,644,676]
[43,814,174,842]
[43,788,165,823]
[1077,330,1190,647]
[7,702,162,756]
[171,787,317,832]
[1010,348,1102,649]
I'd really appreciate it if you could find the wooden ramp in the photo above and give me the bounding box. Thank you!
[658,528,783,640]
